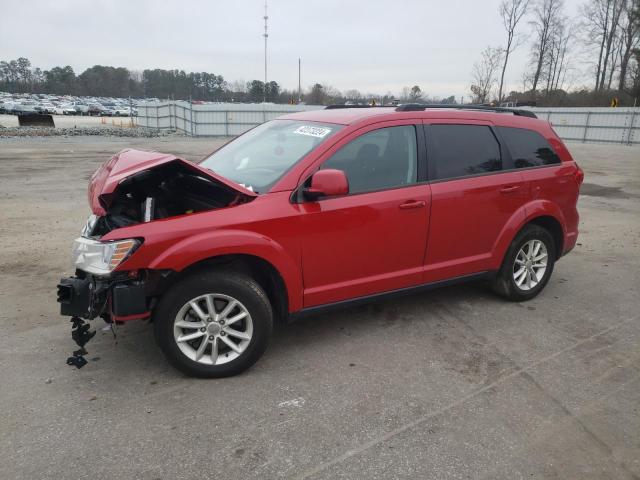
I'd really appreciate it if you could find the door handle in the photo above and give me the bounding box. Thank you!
[500,185,521,194]
[399,200,426,209]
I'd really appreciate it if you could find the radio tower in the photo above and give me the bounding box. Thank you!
[263,0,268,103]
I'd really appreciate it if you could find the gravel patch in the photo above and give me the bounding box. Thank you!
[0,126,180,138]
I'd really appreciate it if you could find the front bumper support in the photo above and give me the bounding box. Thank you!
[57,273,150,368]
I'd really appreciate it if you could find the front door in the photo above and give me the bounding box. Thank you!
[298,123,431,307]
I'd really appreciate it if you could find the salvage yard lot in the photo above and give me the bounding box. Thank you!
[0,136,639,479]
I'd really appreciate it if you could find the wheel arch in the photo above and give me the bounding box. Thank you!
[526,215,564,259]
[169,254,291,323]
[140,229,302,315]
[491,201,567,268]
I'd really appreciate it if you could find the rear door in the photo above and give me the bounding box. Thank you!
[423,121,527,282]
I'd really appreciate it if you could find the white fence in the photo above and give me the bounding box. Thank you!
[137,102,640,145]
[137,101,319,136]
[529,107,639,145]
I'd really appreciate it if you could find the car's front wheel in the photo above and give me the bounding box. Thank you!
[492,224,556,302]
[154,271,273,378]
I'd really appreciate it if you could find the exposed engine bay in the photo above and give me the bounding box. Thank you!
[90,161,251,237]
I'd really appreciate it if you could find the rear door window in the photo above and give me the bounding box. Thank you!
[497,127,560,168]
[428,124,502,180]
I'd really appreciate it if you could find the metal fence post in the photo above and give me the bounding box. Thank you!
[189,98,194,136]
[224,111,229,137]
[582,111,591,143]
[625,110,637,145]
[156,105,159,131]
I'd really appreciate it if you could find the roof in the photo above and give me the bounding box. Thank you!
[279,106,546,129]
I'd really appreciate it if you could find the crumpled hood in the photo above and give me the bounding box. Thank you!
[88,149,257,215]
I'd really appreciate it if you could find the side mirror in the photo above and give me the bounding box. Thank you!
[304,169,349,200]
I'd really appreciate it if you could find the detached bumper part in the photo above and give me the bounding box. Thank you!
[57,275,150,320]
[58,274,150,369]
[57,277,91,318]
[111,283,150,321]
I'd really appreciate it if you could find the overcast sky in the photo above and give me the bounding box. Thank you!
[1,0,586,98]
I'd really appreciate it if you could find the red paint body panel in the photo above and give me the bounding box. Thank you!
[424,171,527,282]
[299,184,431,307]
[89,108,580,315]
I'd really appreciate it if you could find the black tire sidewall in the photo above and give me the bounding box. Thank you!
[154,271,273,378]
[497,225,556,301]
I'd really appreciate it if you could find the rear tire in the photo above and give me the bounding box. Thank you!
[154,271,273,378]
[492,224,556,302]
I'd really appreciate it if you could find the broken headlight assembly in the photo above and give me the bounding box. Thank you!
[71,237,140,275]
[80,213,99,237]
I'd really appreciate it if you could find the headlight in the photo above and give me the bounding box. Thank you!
[72,237,140,275]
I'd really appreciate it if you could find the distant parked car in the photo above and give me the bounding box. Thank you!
[74,104,90,115]
[40,103,57,114]
[113,107,132,116]
[0,101,16,114]
[61,106,77,115]
[88,104,105,116]
[14,104,38,115]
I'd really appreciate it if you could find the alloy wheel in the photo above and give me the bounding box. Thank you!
[173,293,253,365]
[512,239,548,291]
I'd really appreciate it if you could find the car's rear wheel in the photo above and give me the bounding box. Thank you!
[492,224,556,301]
[154,271,273,378]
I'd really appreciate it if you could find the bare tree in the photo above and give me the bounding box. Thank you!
[344,89,363,102]
[617,0,640,91]
[582,0,625,90]
[470,46,504,103]
[497,0,530,102]
[529,0,564,97]
[542,16,572,93]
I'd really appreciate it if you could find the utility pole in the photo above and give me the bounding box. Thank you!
[298,58,301,103]
[263,0,268,103]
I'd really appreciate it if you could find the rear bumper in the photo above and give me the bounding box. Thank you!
[57,272,150,322]
[562,230,579,257]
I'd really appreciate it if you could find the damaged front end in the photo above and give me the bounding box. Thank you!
[58,149,256,368]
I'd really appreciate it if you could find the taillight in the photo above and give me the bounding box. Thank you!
[574,166,584,185]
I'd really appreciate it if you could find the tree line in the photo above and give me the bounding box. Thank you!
[471,0,640,106]
[0,59,286,103]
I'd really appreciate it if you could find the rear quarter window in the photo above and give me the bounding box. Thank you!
[497,126,561,168]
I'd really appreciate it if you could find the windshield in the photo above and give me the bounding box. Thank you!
[200,120,342,193]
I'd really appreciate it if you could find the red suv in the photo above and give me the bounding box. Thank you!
[58,105,583,377]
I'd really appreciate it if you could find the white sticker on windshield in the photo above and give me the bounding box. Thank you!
[293,125,332,138]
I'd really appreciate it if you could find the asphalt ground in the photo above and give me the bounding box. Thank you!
[0,136,638,479]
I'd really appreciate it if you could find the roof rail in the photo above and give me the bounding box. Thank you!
[325,104,376,109]
[395,103,538,119]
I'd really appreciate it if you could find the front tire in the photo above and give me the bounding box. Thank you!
[154,271,273,378]
[492,224,556,302]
